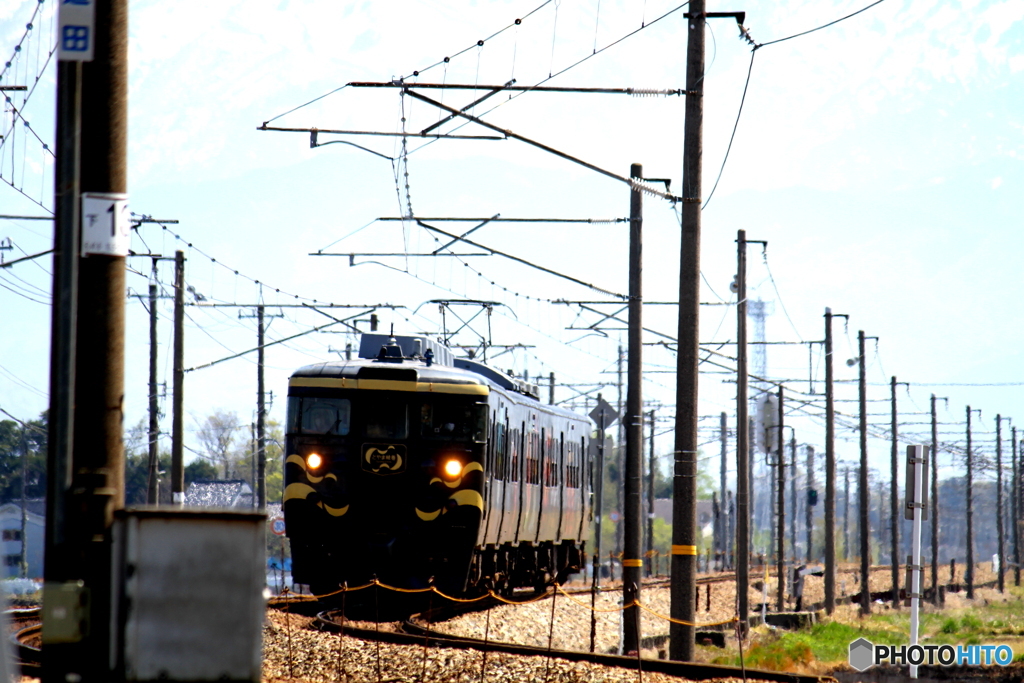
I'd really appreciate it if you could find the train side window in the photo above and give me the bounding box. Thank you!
[299,397,351,435]
[509,427,520,482]
[493,418,505,481]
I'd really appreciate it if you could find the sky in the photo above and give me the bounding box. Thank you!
[1,0,1023,507]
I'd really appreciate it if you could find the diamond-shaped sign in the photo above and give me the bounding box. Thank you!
[589,397,620,427]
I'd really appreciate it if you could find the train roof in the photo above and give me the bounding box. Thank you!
[289,335,587,421]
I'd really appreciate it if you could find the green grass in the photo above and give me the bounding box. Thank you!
[708,590,1024,673]
[713,622,905,670]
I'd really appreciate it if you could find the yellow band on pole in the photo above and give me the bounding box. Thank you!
[622,559,643,568]
[671,544,698,555]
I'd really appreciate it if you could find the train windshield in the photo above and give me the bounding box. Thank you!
[288,397,351,435]
[420,400,488,443]
[362,396,409,439]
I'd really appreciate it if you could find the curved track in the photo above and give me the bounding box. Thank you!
[8,606,42,674]
[303,589,833,683]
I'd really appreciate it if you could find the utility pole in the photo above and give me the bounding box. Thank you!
[45,0,130,677]
[43,27,82,683]
[734,229,751,634]
[789,432,797,566]
[171,250,185,504]
[997,415,1005,593]
[1014,426,1020,587]
[824,308,845,613]
[930,395,941,603]
[858,330,871,615]
[966,406,980,600]
[589,394,608,653]
[670,0,705,657]
[805,445,815,564]
[844,467,850,562]
[147,263,159,504]
[890,377,908,609]
[719,411,728,562]
[622,163,644,656]
[549,372,555,405]
[647,409,656,578]
[257,305,266,508]
[20,426,28,577]
[617,343,624,560]
[776,387,786,612]
[238,303,283,509]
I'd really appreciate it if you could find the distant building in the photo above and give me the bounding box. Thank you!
[0,500,45,578]
[184,480,254,509]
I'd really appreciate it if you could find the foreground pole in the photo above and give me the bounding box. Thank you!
[670,0,705,660]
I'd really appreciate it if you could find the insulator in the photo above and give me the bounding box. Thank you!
[629,179,668,198]
[628,88,666,97]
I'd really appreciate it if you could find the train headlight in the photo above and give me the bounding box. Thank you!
[442,458,463,479]
[306,452,324,471]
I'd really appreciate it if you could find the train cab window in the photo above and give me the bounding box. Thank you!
[295,397,351,435]
[363,398,408,439]
[420,401,488,442]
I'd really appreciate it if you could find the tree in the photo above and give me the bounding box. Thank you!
[185,459,218,483]
[195,410,245,478]
[0,413,47,504]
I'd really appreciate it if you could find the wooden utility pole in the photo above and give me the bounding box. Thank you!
[734,229,750,634]
[171,250,185,504]
[805,445,815,563]
[858,330,871,615]
[670,0,705,659]
[622,163,644,656]
[776,387,786,612]
[824,308,845,614]
[146,266,159,504]
[997,415,1005,593]
[966,406,980,600]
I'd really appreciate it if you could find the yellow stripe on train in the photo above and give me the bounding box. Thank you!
[289,377,488,396]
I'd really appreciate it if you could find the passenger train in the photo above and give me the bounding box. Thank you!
[283,334,594,598]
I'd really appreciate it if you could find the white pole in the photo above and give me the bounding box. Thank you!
[909,445,926,679]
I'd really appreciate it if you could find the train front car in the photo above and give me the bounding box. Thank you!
[284,335,488,598]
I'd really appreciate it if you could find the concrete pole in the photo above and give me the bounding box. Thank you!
[858,330,871,615]
[890,377,900,609]
[997,415,1005,593]
[806,445,815,564]
[734,230,750,633]
[622,163,644,655]
[146,269,159,504]
[669,0,705,657]
[776,388,786,611]
[171,250,185,504]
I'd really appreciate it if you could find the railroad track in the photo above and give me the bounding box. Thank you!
[301,591,832,683]
[8,606,42,674]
